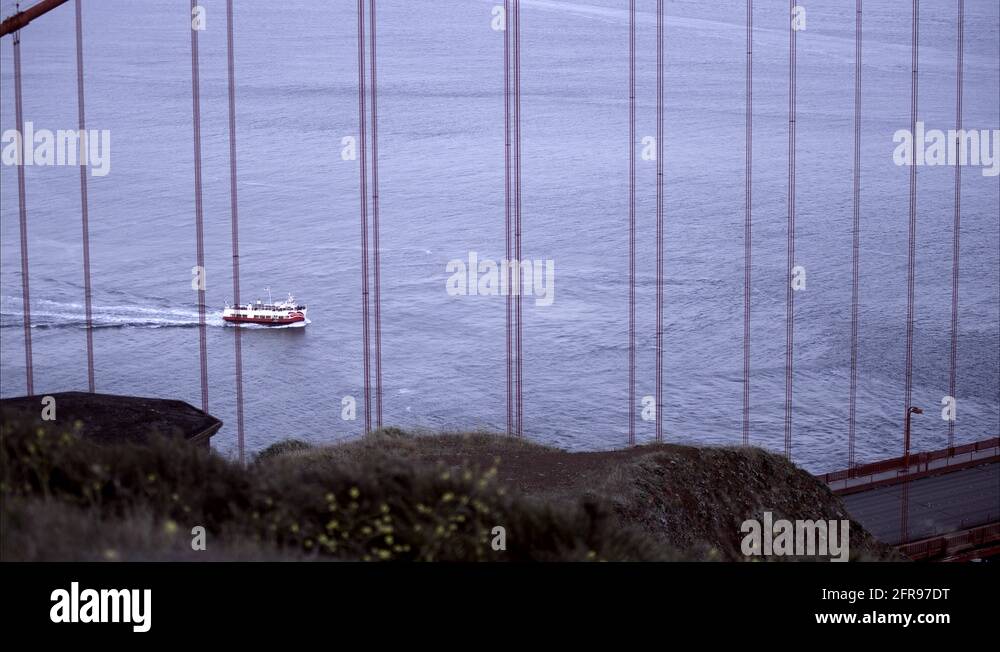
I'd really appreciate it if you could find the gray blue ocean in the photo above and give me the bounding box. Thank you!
[1,1,998,472]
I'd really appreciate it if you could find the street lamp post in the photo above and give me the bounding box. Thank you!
[903,405,923,471]
[901,405,922,545]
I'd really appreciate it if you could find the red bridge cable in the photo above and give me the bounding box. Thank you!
[514,0,524,437]
[189,0,209,412]
[12,24,34,395]
[504,0,513,437]
[901,0,920,544]
[848,0,863,472]
[356,0,373,434]
[947,0,964,450]
[655,0,664,444]
[628,0,636,446]
[225,0,246,464]
[784,0,797,459]
[74,0,95,393]
[368,0,383,429]
[743,1,752,447]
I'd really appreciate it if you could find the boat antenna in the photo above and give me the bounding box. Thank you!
[265,286,272,305]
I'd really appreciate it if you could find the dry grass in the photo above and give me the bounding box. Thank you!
[3,497,300,562]
[1,421,669,561]
[1,420,896,561]
[292,430,897,561]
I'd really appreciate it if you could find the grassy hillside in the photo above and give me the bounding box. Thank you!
[0,421,896,561]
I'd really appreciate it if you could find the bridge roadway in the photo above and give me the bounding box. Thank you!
[818,439,999,557]
[841,461,999,547]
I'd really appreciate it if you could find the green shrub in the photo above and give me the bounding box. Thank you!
[0,419,667,561]
[253,439,314,462]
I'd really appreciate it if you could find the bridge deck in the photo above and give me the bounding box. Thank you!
[841,461,999,547]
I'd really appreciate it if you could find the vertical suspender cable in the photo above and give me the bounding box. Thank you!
[368,0,384,429]
[189,0,208,412]
[655,0,664,443]
[848,0,863,472]
[12,20,34,395]
[74,0,95,392]
[743,1,752,447]
[784,0,797,459]
[225,0,246,464]
[901,0,920,544]
[947,0,964,451]
[356,0,373,434]
[627,0,636,446]
[514,0,524,437]
[504,0,514,437]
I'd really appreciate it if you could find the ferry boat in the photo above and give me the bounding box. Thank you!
[222,289,307,327]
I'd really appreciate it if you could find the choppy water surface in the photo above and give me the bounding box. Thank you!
[2,1,998,471]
